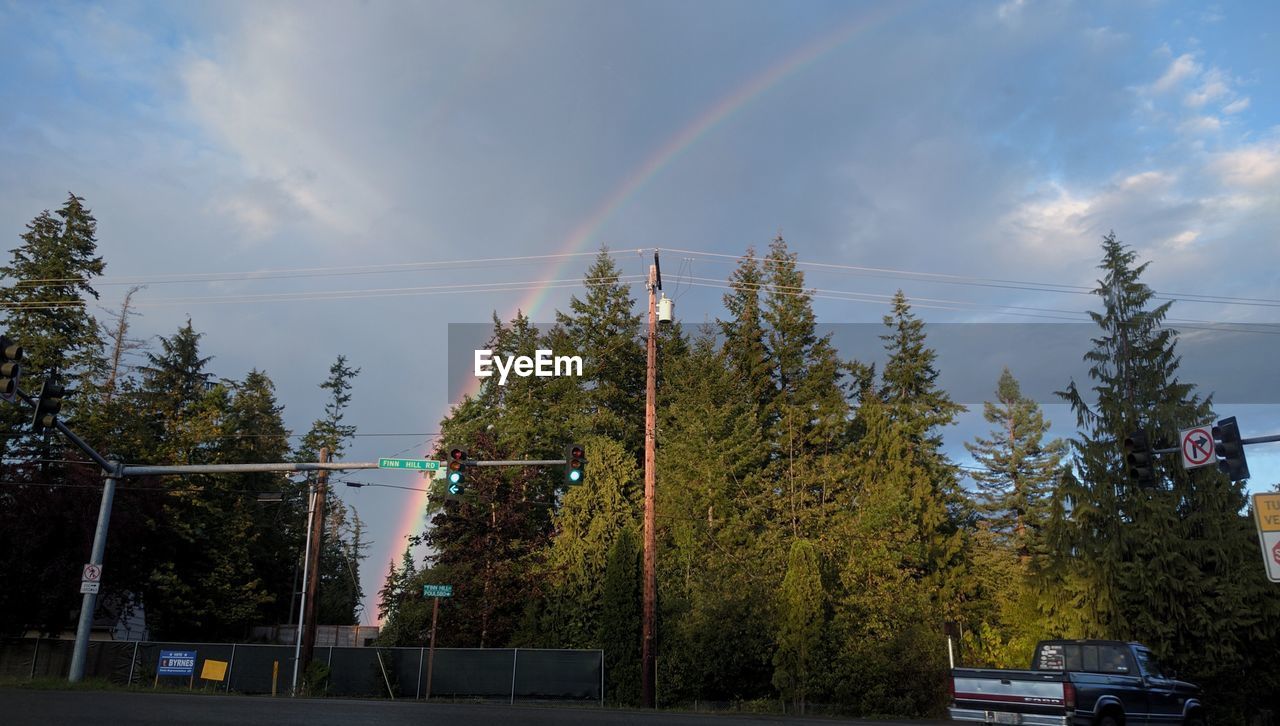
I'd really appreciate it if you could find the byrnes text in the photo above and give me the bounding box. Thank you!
[474,349,583,386]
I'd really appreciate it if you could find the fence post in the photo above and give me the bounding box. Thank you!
[29,637,39,680]
[227,643,236,693]
[127,641,139,685]
[510,648,518,705]
[416,647,424,700]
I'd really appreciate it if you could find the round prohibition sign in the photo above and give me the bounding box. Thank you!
[82,564,102,582]
[1181,427,1214,467]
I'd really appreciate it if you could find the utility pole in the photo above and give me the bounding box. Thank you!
[641,254,659,708]
[300,447,329,689]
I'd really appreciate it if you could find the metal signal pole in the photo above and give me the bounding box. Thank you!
[642,256,659,708]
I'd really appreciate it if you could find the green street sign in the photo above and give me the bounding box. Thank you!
[423,584,453,598]
[378,458,441,471]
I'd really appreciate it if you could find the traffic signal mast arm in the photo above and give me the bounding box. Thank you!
[1152,432,1280,455]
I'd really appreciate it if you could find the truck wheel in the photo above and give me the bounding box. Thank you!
[1184,716,1206,726]
[1096,715,1121,726]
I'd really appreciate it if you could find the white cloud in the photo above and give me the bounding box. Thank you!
[1151,53,1200,94]
[1179,115,1222,135]
[1185,69,1229,108]
[1164,229,1200,250]
[1223,97,1251,114]
[1210,142,1280,188]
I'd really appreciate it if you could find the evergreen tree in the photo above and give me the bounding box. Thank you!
[965,368,1064,554]
[598,525,641,706]
[720,247,773,424]
[761,236,852,545]
[536,435,640,647]
[296,355,360,461]
[773,539,824,714]
[1052,233,1280,718]
[878,291,967,589]
[554,249,644,453]
[0,193,106,456]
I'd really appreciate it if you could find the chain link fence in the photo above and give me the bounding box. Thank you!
[0,638,602,703]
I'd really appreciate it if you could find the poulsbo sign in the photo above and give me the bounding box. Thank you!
[474,349,582,386]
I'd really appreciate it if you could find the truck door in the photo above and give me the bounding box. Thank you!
[1135,647,1181,724]
[1099,644,1148,724]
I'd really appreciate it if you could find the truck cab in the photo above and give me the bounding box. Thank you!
[949,639,1205,725]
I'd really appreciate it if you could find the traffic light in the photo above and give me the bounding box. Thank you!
[32,375,65,431]
[564,443,585,485]
[0,335,21,397]
[446,449,468,498]
[1214,416,1250,481]
[1123,429,1155,488]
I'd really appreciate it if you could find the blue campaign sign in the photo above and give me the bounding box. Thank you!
[157,650,197,676]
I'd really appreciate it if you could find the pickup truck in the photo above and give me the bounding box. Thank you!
[948,639,1205,725]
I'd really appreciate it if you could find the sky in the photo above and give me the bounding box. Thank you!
[1,0,1278,625]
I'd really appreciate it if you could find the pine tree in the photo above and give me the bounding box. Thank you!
[598,525,641,705]
[0,194,106,429]
[1051,233,1280,718]
[965,368,1064,554]
[878,291,967,592]
[773,539,824,714]
[761,236,852,544]
[296,355,360,462]
[536,435,640,647]
[554,249,644,453]
[720,247,773,423]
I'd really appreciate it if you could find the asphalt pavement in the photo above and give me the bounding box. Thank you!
[0,689,953,726]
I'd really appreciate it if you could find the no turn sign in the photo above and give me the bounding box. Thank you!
[1180,425,1216,469]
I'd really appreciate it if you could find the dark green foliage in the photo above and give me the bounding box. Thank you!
[599,525,641,705]
[773,539,823,714]
[1050,233,1280,721]
[554,249,645,453]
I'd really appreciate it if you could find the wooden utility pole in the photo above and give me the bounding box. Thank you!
[642,259,658,708]
[300,447,330,683]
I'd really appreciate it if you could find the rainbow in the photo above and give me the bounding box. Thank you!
[375,2,904,623]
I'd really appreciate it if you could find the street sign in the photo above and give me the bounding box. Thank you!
[378,458,441,471]
[1254,493,1280,583]
[423,584,453,598]
[1179,425,1216,469]
[82,564,102,582]
[157,650,197,676]
[79,581,99,594]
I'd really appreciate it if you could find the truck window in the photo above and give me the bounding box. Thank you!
[1100,645,1133,674]
[1080,645,1099,672]
[1135,649,1166,679]
[1037,644,1065,670]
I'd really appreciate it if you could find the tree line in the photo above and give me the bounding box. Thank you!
[3,194,1277,720]
[0,194,367,642]
[378,236,1280,721]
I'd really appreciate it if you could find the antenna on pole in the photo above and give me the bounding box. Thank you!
[653,250,662,291]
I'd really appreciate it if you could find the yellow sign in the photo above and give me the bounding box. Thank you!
[200,659,228,682]
[1256,493,1280,533]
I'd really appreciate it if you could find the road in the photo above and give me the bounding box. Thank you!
[0,689,951,725]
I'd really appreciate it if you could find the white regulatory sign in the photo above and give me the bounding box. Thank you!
[1179,425,1216,469]
[80,581,100,594]
[82,564,102,582]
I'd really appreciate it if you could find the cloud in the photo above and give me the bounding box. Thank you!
[1210,141,1280,188]
[1185,69,1230,108]
[1222,97,1251,114]
[1150,53,1200,94]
